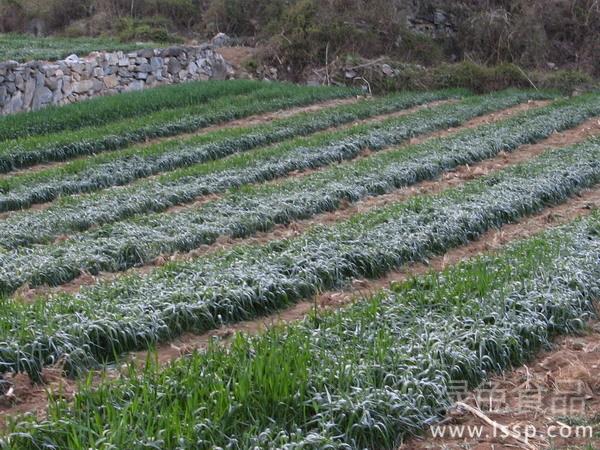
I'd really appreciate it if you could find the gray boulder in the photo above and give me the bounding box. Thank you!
[211,33,232,48]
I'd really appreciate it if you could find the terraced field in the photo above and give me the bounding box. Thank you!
[0,33,164,62]
[0,81,599,449]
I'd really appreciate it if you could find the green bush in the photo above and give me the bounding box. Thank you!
[431,62,530,92]
[139,0,198,31]
[341,59,598,95]
[394,28,444,67]
[268,0,327,72]
[536,69,594,92]
[116,16,181,43]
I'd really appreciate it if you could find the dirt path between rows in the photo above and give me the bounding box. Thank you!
[16,109,595,302]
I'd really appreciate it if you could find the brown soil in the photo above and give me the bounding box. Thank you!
[400,317,600,449]
[17,111,596,301]
[215,46,256,70]
[0,370,74,428]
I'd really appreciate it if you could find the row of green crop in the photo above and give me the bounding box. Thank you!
[0,93,596,293]
[0,88,470,208]
[0,82,355,172]
[0,80,265,141]
[0,33,165,63]
[1,138,599,380]
[0,80,322,142]
[0,89,550,247]
[3,211,597,449]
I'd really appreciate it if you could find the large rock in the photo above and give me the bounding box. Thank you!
[31,85,53,110]
[211,33,232,48]
[14,72,24,91]
[103,75,119,89]
[138,48,155,59]
[62,77,73,97]
[150,57,163,71]
[0,85,7,106]
[23,76,36,108]
[92,79,104,92]
[161,47,185,58]
[210,58,231,80]
[126,80,145,91]
[106,53,119,66]
[167,58,182,74]
[381,64,395,77]
[45,76,61,90]
[70,62,85,74]
[188,61,198,75]
[136,63,152,73]
[4,91,23,114]
[72,79,94,94]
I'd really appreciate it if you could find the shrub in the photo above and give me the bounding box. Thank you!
[339,59,599,95]
[394,28,444,67]
[536,69,594,93]
[116,16,181,43]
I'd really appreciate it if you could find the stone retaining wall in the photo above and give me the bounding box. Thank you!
[0,44,233,115]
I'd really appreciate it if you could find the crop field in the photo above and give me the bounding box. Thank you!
[0,33,166,62]
[0,80,599,449]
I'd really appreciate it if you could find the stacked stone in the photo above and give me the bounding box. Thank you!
[0,44,232,115]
